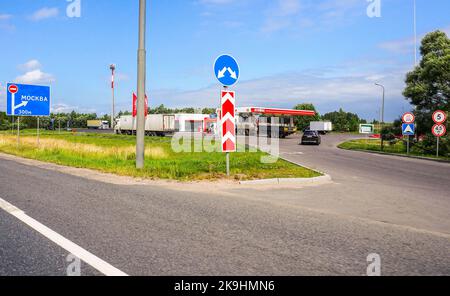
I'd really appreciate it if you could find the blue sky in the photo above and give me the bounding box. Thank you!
[0,0,449,121]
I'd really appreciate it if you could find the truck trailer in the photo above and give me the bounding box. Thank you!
[309,121,332,134]
[87,120,110,130]
[114,115,176,136]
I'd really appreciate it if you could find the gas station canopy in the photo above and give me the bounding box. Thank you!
[236,107,316,116]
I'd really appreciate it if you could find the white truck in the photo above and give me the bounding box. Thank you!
[87,120,110,130]
[115,115,176,136]
[309,121,332,134]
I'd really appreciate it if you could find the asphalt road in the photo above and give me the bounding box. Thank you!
[0,133,449,276]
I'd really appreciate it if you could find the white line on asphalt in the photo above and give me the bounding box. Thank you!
[0,197,128,276]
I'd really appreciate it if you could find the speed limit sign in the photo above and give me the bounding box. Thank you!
[432,124,446,137]
[432,110,447,124]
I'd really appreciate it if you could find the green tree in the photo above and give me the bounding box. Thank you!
[293,103,320,131]
[202,108,217,115]
[322,108,362,132]
[403,30,450,156]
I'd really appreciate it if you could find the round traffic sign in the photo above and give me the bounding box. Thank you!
[213,54,240,87]
[432,110,447,124]
[402,112,415,124]
[432,124,446,137]
[8,84,18,94]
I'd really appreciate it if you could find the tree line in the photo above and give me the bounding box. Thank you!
[0,106,218,130]
[293,103,368,132]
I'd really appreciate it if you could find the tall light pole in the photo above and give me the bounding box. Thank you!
[110,64,116,129]
[414,0,417,66]
[136,0,146,169]
[375,83,385,151]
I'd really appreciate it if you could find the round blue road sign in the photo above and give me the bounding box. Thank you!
[214,55,239,87]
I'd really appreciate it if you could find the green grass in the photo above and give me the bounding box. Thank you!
[0,130,321,181]
[338,138,450,161]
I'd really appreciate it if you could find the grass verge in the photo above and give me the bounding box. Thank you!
[338,138,450,161]
[0,130,321,181]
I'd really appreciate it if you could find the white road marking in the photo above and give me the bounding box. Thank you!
[280,151,304,155]
[0,197,128,276]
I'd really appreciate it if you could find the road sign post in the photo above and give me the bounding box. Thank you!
[402,113,416,155]
[432,124,446,157]
[214,55,240,87]
[7,83,50,117]
[7,83,50,147]
[432,110,447,158]
[220,90,236,176]
[214,55,239,176]
[37,117,40,147]
[432,110,447,125]
[437,137,439,158]
[359,124,375,134]
[17,117,20,147]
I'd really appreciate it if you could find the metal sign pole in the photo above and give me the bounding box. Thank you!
[407,136,410,155]
[17,117,20,147]
[223,86,230,177]
[436,137,439,158]
[37,117,40,147]
[11,115,14,134]
[226,152,230,176]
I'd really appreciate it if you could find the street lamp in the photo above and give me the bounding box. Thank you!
[110,64,116,129]
[413,0,417,66]
[375,83,385,151]
[136,0,146,169]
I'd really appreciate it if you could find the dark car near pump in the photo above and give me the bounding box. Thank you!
[301,130,321,145]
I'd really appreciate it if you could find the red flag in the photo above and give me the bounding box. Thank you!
[132,92,148,117]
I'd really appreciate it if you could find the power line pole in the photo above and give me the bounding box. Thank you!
[110,64,116,129]
[136,0,146,169]
[375,83,385,151]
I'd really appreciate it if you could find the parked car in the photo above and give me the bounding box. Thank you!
[301,130,321,145]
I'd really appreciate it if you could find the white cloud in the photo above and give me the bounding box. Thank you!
[261,0,301,33]
[51,103,97,114]
[14,60,55,85]
[29,7,59,21]
[150,61,409,121]
[379,37,416,54]
[0,13,14,31]
[198,0,236,5]
[0,14,12,20]
[15,69,55,84]
[379,25,450,54]
[277,0,302,16]
[19,59,42,72]
[261,0,364,33]
[115,73,129,82]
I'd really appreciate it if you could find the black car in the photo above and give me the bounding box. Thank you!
[301,130,321,145]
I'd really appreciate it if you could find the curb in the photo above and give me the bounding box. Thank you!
[338,147,450,164]
[240,142,331,186]
[239,174,332,185]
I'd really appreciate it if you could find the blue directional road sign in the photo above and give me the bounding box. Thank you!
[7,83,51,116]
[402,123,415,136]
[214,55,240,87]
